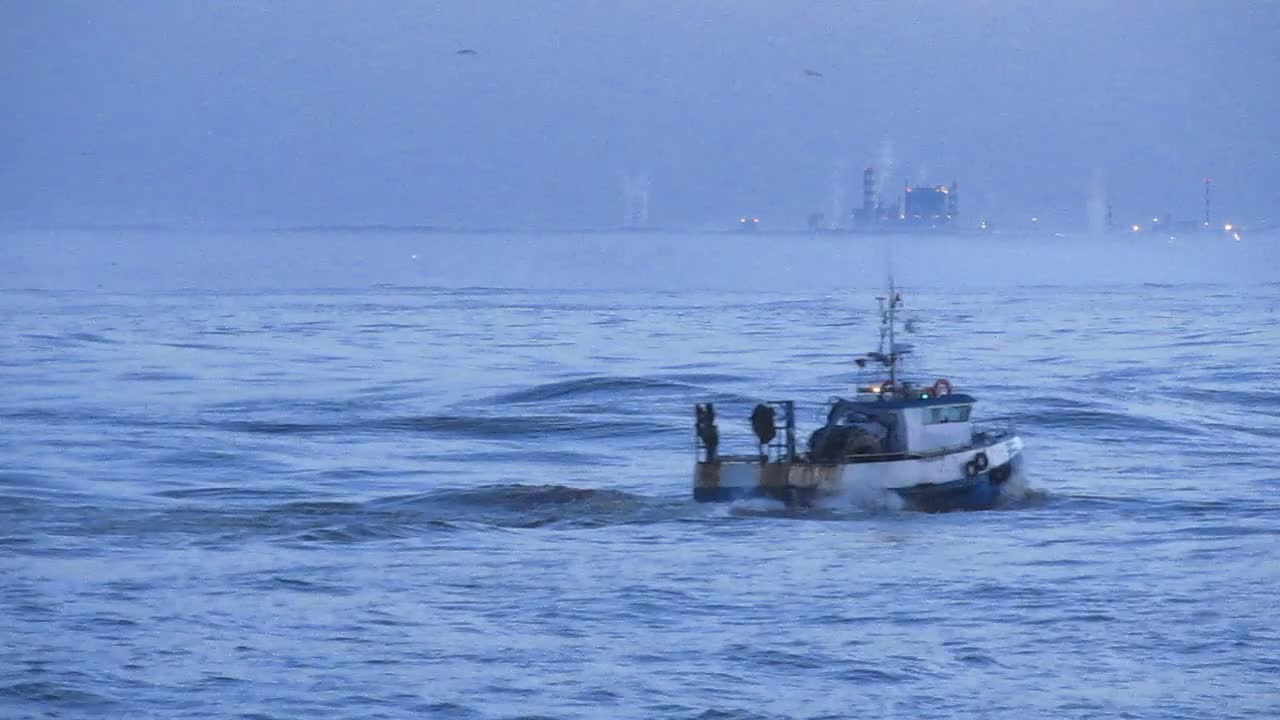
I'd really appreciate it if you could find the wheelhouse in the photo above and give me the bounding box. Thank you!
[812,390,976,460]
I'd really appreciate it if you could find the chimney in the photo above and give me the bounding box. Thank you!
[1203,177,1212,226]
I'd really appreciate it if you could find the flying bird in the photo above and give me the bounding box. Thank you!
[803,69,824,77]
[456,48,478,55]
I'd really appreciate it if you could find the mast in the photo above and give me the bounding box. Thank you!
[887,277,897,386]
[874,276,904,390]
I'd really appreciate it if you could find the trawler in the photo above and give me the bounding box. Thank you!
[692,282,1023,511]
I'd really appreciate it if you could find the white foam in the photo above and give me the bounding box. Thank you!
[817,479,905,514]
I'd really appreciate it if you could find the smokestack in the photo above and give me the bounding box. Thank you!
[1203,177,1212,227]
[863,167,875,211]
[622,174,651,228]
[829,163,844,231]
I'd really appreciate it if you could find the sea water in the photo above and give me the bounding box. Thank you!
[2,229,1278,719]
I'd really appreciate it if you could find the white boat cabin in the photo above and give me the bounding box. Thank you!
[813,382,976,460]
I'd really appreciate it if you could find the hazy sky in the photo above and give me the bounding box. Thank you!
[3,1,1278,229]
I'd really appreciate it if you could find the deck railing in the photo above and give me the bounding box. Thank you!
[696,407,1017,465]
[694,400,796,463]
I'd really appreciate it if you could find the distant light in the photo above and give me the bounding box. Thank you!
[752,217,760,223]
[740,217,746,222]
[1233,232,1241,241]
[1224,223,1233,231]
[1031,217,1039,223]
[1152,217,1160,223]
[1131,224,1141,232]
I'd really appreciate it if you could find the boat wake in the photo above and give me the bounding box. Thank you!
[6,484,703,553]
[374,483,691,529]
[8,475,1060,557]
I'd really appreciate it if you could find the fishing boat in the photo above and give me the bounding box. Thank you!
[692,282,1023,511]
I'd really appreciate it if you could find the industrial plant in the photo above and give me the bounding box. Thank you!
[653,162,1255,237]
[1118,178,1244,239]
[851,166,959,231]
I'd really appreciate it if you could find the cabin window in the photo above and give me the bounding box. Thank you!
[926,405,971,424]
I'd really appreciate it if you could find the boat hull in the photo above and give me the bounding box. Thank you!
[693,436,1023,512]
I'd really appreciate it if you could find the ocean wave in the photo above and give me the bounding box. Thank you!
[1019,407,1198,437]
[217,413,672,440]
[1169,386,1280,407]
[487,374,738,404]
[152,486,313,501]
[20,331,119,348]
[0,680,116,708]
[118,370,198,382]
